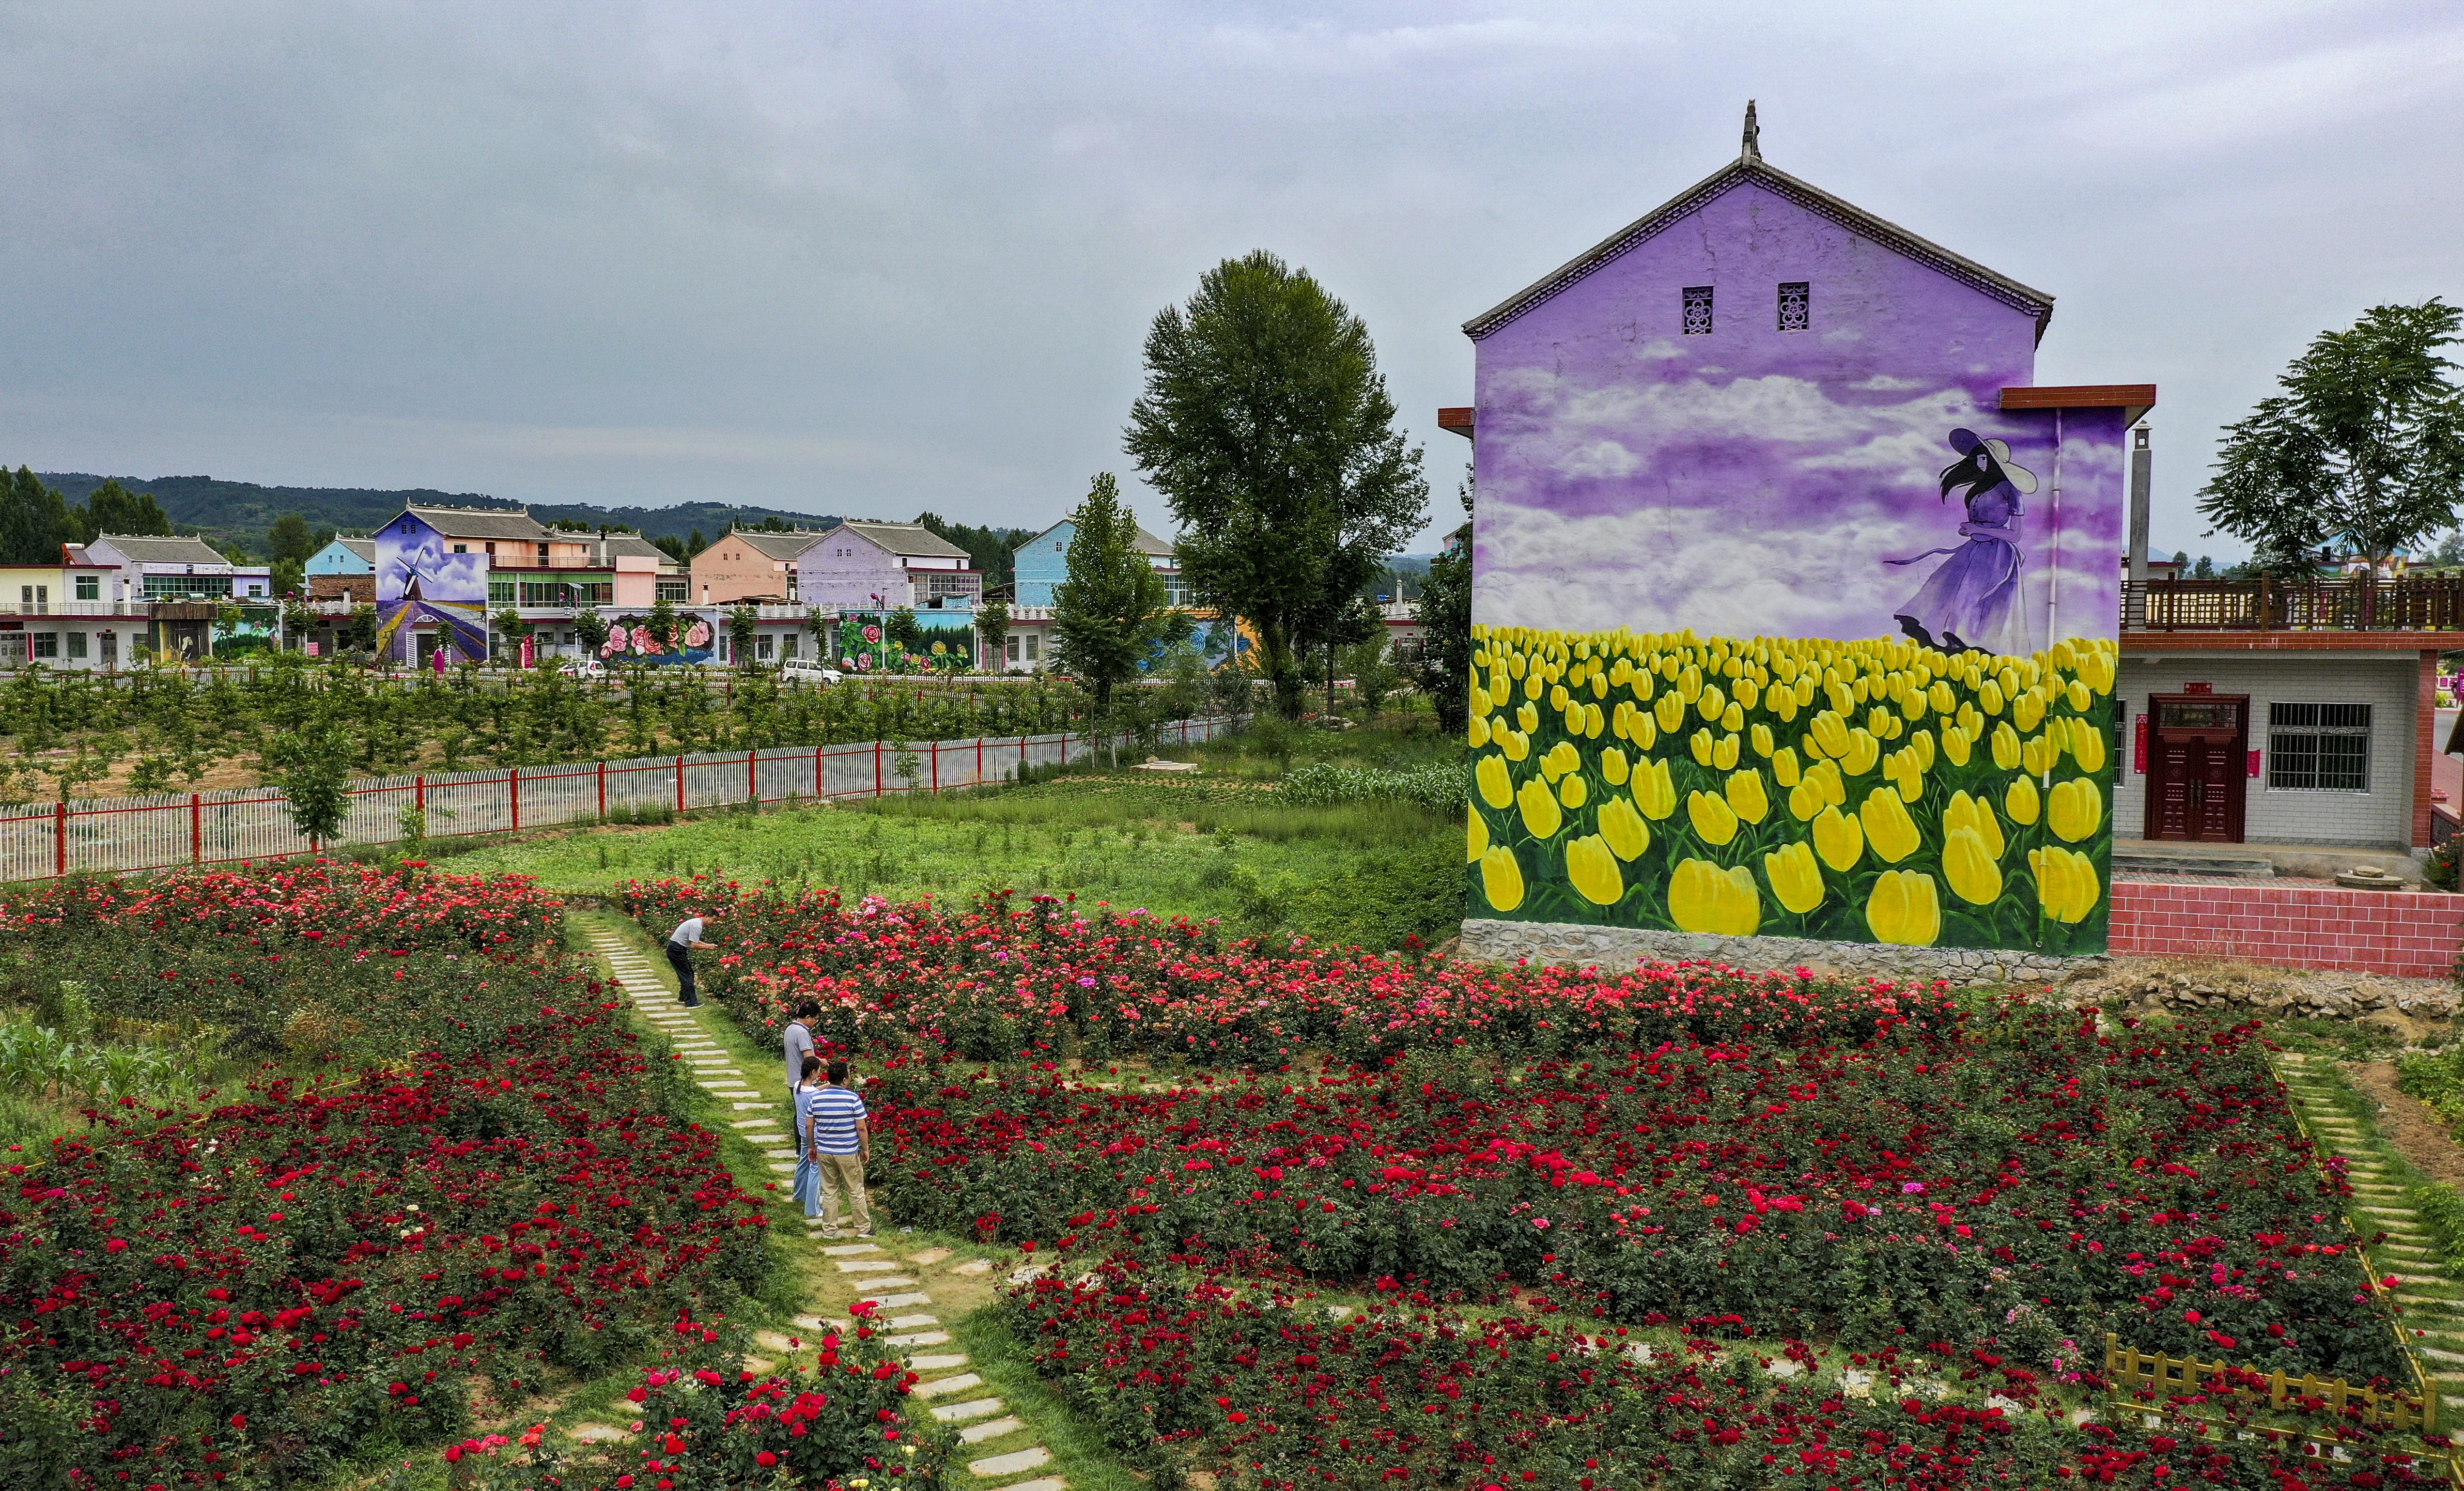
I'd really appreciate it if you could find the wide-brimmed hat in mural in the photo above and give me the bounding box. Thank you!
[1939,428,2038,497]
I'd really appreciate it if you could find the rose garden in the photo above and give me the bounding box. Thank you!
[2,829,2455,1491]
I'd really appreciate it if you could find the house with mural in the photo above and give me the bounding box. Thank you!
[1449,105,2152,969]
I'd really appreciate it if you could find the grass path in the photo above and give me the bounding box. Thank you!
[2275,1050,2464,1437]
[564,909,1133,1491]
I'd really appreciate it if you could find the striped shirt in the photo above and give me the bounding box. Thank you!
[804,1084,868,1155]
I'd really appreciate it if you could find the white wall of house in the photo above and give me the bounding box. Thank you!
[2115,652,2423,848]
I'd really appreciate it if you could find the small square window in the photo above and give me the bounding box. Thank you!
[67,632,87,659]
[1777,281,1810,332]
[1681,285,1714,335]
[75,575,98,600]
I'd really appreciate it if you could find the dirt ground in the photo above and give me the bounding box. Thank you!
[2344,1060,2464,1186]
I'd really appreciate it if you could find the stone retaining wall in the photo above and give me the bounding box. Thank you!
[1459,918,2104,986]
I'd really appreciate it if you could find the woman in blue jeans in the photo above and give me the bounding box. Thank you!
[791,1054,826,1218]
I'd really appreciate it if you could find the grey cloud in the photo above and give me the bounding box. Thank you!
[0,0,2454,555]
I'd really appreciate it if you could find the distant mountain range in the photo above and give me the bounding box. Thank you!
[37,472,833,555]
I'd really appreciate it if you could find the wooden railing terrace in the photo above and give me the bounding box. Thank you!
[2124,575,2464,632]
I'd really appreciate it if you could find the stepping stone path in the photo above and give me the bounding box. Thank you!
[581,920,1069,1485]
[2276,1052,2464,1436]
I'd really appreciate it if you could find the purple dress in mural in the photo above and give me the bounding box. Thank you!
[1887,429,2038,657]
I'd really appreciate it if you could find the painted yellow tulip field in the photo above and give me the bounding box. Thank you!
[1466,625,2115,952]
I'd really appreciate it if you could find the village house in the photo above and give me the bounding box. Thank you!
[689,528,830,606]
[791,520,981,613]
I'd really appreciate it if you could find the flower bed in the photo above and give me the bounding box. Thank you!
[0,865,934,1490]
[624,878,2433,1481]
[1004,1262,2449,1491]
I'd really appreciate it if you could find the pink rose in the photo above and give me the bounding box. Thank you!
[684,621,712,649]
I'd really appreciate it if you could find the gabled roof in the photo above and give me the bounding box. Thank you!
[1017,518,1176,558]
[402,504,550,542]
[1462,147,2056,344]
[590,532,670,565]
[337,537,375,561]
[835,520,972,561]
[91,534,232,567]
[724,528,833,561]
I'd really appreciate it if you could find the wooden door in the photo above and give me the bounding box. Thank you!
[2143,695,2248,842]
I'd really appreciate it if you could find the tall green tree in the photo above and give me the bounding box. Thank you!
[2198,298,2464,571]
[1412,478,1475,733]
[71,479,174,543]
[1053,472,1174,719]
[264,721,355,850]
[975,599,1012,670]
[0,467,74,564]
[1125,249,1427,718]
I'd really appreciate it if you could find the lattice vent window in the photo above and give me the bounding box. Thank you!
[1681,285,1713,335]
[1777,281,1810,332]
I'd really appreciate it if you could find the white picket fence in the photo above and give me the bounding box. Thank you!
[0,714,1243,882]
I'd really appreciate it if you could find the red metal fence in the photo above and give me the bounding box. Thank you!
[0,716,1240,883]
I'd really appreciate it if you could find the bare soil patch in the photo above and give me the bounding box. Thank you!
[2344,1059,2464,1187]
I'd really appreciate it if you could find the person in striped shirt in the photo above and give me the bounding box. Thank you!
[803,1057,873,1238]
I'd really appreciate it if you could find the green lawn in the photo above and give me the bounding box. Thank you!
[441,731,1465,949]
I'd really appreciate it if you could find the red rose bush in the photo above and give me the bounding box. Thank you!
[627,876,2442,1487]
[0,864,940,1490]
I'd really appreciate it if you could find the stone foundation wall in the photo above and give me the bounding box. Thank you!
[1460,918,2106,987]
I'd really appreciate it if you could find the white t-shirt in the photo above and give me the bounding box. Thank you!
[668,917,705,948]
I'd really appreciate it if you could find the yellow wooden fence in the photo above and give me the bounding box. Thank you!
[2103,1332,2440,1439]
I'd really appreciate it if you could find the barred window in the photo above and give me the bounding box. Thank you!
[2267,701,2370,791]
[1777,281,1809,332]
[1681,285,1714,335]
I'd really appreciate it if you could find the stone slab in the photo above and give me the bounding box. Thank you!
[910,1247,954,1266]
[823,1242,884,1256]
[912,1372,984,1398]
[969,1446,1053,1477]
[930,1397,1005,1423]
[887,1330,951,1346]
[952,1259,994,1275]
[863,1291,932,1308]
[889,1313,941,1327]
[961,1416,1028,1444]
[908,1352,968,1370]
[1461,916,2105,986]
[996,1479,1067,1491]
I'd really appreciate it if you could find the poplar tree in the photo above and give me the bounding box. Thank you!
[1125,250,1427,718]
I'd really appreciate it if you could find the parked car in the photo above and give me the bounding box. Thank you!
[780,659,843,685]
[558,659,607,679]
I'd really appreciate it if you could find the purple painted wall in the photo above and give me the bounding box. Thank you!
[792,530,912,612]
[1472,178,2123,647]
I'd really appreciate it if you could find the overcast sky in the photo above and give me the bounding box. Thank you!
[0,1,2456,556]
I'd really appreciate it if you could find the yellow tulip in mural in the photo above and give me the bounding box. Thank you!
[1866,869,1942,945]
[1465,625,2112,950]
[1670,857,1760,935]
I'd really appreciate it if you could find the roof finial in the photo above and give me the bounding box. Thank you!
[1742,100,1761,161]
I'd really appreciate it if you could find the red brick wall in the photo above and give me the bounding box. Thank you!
[2111,880,2464,978]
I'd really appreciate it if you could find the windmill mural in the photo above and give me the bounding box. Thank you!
[373,511,490,664]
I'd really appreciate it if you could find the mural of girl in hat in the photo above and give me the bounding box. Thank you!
[1886,428,2039,656]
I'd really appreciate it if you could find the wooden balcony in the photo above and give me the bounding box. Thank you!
[2124,575,2464,633]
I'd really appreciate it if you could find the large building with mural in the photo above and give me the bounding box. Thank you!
[1455,107,2151,960]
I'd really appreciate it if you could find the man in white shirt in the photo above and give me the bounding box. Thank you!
[666,913,716,1008]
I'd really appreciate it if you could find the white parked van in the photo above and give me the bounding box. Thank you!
[780,659,843,685]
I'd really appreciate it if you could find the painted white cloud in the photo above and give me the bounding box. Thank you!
[1555,439,1641,480]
